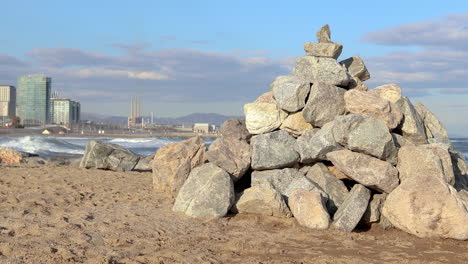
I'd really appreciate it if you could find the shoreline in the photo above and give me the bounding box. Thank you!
[0,131,221,139]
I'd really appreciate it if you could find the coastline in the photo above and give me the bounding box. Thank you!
[0,131,221,139]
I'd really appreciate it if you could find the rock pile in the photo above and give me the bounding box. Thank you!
[152,25,468,240]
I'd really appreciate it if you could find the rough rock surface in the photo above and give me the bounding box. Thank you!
[304,163,349,214]
[414,103,449,140]
[295,121,342,163]
[303,82,346,127]
[244,102,287,134]
[340,56,370,82]
[383,174,468,240]
[251,168,309,198]
[397,145,455,185]
[0,147,29,164]
[251,130,299,170]
[173,163,235,218]
[395,97,428,145]
[271,75,310,112]
[79,141,140,172]
[392,133,415,148]
[316,24,332,43]
[289,190,330,229]
[327,149,399,193]
[151,137,206,195]
[220,119,251,141]
[255,91,275,103]
[280,112,313,137]
[344,90,403,130]
[233,185,292,218]
[360,194,387,226]
[304,42,343,59]
[284,176,329,201]
[333,184,371,232]
[347,76,368,91]
[333,114,398,163]
[369,84,402,104]
[205,137,251,181]
[293,56,350,86]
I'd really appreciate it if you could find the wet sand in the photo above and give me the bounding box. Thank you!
[0,164,467,263]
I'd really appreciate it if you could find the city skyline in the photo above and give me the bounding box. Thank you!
[1,1,468,135]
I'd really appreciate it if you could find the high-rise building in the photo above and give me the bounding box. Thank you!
[17,75,52,125]
[52,99,80,125]
[0,85,16,117]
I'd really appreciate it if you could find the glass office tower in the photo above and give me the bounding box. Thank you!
[17,75,52,126]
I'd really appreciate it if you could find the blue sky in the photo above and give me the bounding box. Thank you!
[1,0,468,135]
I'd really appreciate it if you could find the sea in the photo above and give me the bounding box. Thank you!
[0,135,467,159]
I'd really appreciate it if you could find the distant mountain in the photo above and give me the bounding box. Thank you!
[81,112,243,126]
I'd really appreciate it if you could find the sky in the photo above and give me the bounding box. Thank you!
[1,0,468,135]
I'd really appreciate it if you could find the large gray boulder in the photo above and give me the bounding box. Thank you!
[304,42,343,59]
[414,103,449,140]
[251,130,300,170]
[316,24,332,43]
[289,190,331,230]
[340,56,370,82]
[79,140,140,171]
[344,90,403,130]
[151,136,206,195]
[293,56,350,86]
[271,75,310,112]
[244,102,287,135]
[333,114,398,163]
[327,150,399,193]
[304,163,349,214]
[233,184,292,218]
[173,163,235,218]
[397,145,455,186]
[205,137,251,182]
[295,121,342,164]
[383,172,468,240]
[395,97,428,145]
[333,184,371,232]
[220,119,251,141]
[303,82,346,127]
[251,168,327,200]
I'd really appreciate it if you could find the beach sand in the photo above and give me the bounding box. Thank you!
[0,163,467,264]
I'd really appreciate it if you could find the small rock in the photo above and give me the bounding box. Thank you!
[360,193,387,226]
[369,84,402,104]
[271,75,310,112]
[340,56,370,82]
[391,133,415,148]
[205,137,251,181]
[251,168,306,198]
[220,119,251,141]
[255,91,275,103]
[0,146,30,164]
[289,190,330,229]
[295,121,342,164]
[284,176,329,201]
[333,184,371,232]
[303,82,346,127]
[151,137,206,195]
[293,56,350,86]
[79,141,140,171]
[316,24,332,43]
[233,185,292,218]
[304,42,343,59]
[173,163,235,218]
[347,76,368,91]
[304,163,350,214]
[327,149,399,193]
[344,90,403,130]
[395,97,428,145]
[251,130,299,170]
[280,112,313,137]
[244,102,287,134]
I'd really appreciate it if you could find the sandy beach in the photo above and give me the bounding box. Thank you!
[0,163,466,264]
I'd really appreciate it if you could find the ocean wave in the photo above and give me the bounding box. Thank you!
[0,136,85,155]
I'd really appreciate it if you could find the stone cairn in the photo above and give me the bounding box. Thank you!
[151,25,468,240]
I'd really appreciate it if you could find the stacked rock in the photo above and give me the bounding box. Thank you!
[153,25,468,240]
